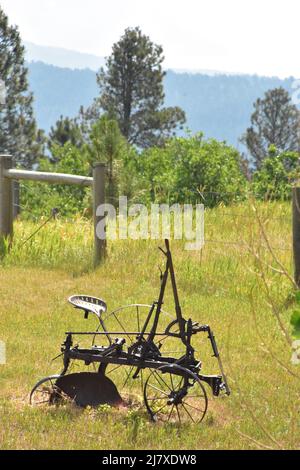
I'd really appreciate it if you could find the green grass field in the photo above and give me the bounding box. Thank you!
[0,201,299,450]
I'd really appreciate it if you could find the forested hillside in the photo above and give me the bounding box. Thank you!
[27,61,295,146]
[164,72,294,146]
[27,62,98,133]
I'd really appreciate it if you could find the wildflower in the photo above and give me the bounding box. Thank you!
[291,340,300,365]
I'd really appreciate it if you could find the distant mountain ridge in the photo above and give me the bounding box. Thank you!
[25,47,295,148]
[27,61,98,132]
[25,41,105,71]
[24,41,235,76]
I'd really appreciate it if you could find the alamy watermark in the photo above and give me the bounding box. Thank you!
[95,197,205,251]
[0,79,6,105]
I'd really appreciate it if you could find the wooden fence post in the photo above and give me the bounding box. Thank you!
[93,163,106,267]
[13,181,20,219]
[0,154,13,253]
[293,186,300,287]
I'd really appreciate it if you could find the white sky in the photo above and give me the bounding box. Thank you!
[1,0,299,77]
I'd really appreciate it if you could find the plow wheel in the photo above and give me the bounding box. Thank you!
[30,375,65,406]
[144,366,208,424]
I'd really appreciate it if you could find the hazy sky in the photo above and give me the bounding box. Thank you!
[1,0,299,77]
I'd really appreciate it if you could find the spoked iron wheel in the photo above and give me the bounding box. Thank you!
[144,366,208,424]
[30,375,66,406]
[97,304,173,394]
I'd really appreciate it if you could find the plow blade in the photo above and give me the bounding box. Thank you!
[56,373,123,408]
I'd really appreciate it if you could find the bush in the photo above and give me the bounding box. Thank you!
[135,132,246,207]
[252,146,300,200]
[20,143,91,219]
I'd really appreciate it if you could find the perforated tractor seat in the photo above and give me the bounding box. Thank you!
[69,295,107,319]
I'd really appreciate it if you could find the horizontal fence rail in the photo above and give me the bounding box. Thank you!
[4,169,93,187]
[0,154,106,266]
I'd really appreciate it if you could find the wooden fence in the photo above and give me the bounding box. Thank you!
[0,154,106,266]
[2,151,300,284]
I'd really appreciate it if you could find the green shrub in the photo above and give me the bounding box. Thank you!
[20,143,91,219]
[252,146,300,200]
[135,132,246,207]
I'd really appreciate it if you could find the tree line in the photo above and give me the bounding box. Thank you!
[0,5,299,217]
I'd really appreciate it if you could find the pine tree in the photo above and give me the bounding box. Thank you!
[48,115,84,157]
[242,87,300,168]
[0,6,44,168]
[86,115,127,204]
[87,27,186,148]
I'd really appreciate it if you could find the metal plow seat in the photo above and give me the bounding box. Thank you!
[68,295,107,319]
[68,295,125,349]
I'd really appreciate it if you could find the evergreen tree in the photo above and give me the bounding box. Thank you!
[48,115,84,158]
[86,115,128,204]
[0,6,44,168]
[242,87,300,168]
[87,27,186,148]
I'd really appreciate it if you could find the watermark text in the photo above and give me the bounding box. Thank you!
[96,197,205,251]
